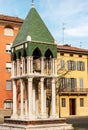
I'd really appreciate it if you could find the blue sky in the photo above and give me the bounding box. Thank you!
[0,0,88,49]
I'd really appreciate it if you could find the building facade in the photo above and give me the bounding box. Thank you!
[57,44,88,117]
[0,14,23,121]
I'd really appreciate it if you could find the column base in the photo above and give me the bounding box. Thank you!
[50,114,58,119]
[11,114,18,119]
[18,114,25,119]
[39,113,47,119]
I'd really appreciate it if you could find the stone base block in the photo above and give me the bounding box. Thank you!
[0,123,73,130]
[0,118,73,130]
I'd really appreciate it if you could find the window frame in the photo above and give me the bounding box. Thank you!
[4,26,14,36]
[6,80,12,90]
[6,62,12,72]
[68,60,76,70]
[80,98,84,107]
[4,100,13,109]
[62,98,66,107]
[77,61,85,71]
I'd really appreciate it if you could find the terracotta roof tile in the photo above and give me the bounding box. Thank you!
[0,14,23,23]
[57,44,88,54]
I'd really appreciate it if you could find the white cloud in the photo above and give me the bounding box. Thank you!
[65,25,88,37]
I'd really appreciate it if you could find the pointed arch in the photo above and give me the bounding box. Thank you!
[18,52,21,59]
[32,47,42,59]
[13,52,17,61]
[44,49,53,58]
[23,49,27,57]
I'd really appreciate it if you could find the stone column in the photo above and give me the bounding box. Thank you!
[44,85,46,117]
[41,57,44,74]
[51,78,56,118]
[17,59,20,76]
[12,61,15,77]
[30,56,33,73]
[32,85,36,118]
[54,59,57,75]
[20,79,24,118]
[21,57,24,75]
[27,56,31,74]
[35,86,39,118]
[52,58,55,75]
[11,80,17,119]
[46,60,48,75]
[40,78,46,118]
[25,98,28,117]
[28,78,33,119]
[24,84,28,117]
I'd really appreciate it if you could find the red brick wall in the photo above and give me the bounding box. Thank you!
[0,21,22,109]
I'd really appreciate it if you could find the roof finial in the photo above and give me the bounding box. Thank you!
[32,0,34,8]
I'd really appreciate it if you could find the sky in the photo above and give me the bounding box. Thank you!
[0,0,88,49]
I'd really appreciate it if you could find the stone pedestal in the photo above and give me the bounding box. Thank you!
[0,118,73,130]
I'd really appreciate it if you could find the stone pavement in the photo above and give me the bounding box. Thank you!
[66,116,88,129]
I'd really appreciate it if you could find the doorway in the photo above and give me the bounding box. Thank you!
[69,98,76,115]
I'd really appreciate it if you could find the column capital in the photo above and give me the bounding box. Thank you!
[28,78,33,83]
[40,77,44,82]
[27,56,31,60]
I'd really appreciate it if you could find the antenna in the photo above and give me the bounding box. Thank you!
[62,23,65,44]
[32,0,34,3]
[32,0,34,7]
[80,42,82,48]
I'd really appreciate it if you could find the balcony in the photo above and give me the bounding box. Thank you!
[59,87,88,96]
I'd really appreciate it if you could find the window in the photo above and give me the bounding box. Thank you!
[80,98,84,107]
[4,100,12,109]
[60,53,64,56]
[59,78,67,90]
[60,60,65,69]
[68,78,77,90]
[68,61,76,70]
[4,27,14,36]
[77,61,85,71]
[62,98,66,107]
[79,78,84,91]
[6,62,12,72]
[79,55,82,57]
[70,53,73,57]
[6,44,12,53]
[6,80,12,90]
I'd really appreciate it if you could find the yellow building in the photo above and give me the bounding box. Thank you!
[57,44,88,117]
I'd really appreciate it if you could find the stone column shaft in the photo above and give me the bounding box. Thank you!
[11,80,17,118]
[52,59,55,75]
[27,57,31,74]
[30,57,33,73]
[20,79,24,118]
[41,57,44,74]
[54,59,57,75]
[24,84,28,117]
[51,78,56,117]
[17,59,20,76]
[28,78,33,119]
[33,85,36,117]
[41,78,46,118]
[12,61,15,77]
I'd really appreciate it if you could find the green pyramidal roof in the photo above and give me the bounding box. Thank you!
[13,6,54,46]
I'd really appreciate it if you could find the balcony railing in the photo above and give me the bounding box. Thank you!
[59,87,88,94]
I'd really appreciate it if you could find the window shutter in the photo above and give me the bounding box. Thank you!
[80,78,84,89]
[83,62,85,71]
[73,61,76,70]
[77,61,80,70]
[60,60,65,69]
[68,61,71,70]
